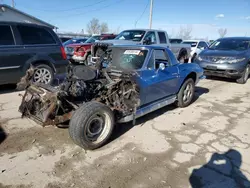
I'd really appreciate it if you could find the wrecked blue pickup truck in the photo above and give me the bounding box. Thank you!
[18,45,205,150]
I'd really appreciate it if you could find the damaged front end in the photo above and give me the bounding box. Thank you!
[18,57,140,127]
[19,83,75,126]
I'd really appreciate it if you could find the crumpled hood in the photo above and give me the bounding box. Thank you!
[200,49,247,57]
[97,39,139,45]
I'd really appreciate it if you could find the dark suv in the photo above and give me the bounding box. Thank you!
[0,22,69,85]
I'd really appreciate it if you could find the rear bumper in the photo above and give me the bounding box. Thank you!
[72,55,87,62]
[196,61,247,78]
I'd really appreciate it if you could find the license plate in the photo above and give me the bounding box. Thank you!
[207,65,217,70]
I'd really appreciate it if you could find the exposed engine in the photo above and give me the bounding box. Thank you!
[18,58,140,126]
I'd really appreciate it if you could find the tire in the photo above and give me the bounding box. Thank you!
[178,50,188,63]
[236,64,250,84]
[69,101,115,150]
[191,53,197,63]
[33,64,54,85]
[176,78,195,108]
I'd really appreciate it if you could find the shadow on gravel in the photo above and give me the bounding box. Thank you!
[0,84,17,95]
[109,86,209,144]
[0,125,7,144]
[205,76,238,83]
[190,149,250,188]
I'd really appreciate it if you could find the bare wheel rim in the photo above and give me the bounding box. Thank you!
[87,54,92,65]
[244,66,249,81]
[183,83,193,102]
[85,112,112,144]
[33,68,52,84]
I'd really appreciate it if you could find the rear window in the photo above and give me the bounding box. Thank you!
[0,25,15,45]
[158,32,167,43]
[17,25,56,45]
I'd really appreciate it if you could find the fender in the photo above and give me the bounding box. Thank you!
[176,63,203,90]
[22,55,56,73]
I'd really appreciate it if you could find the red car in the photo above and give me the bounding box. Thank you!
[72,34,116,64]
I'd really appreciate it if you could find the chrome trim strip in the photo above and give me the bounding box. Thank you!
[0,66,20,70]
[118,95,177,123]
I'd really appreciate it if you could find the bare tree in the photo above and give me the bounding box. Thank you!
[218,28,227,38]
[113,26,121,34]
[100,22,109,33]
[86,18,101,34]
[176,25,192,40]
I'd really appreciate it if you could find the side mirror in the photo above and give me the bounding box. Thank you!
[156,63,166,74]
[159,63,166,70]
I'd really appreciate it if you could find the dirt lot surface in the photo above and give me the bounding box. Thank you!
[1,78,250,188]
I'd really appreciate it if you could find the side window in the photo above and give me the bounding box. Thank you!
[202,42,209,48]
[0,25,15,45]
[198,42,208,49]
[17,25,56,45]
[154,49,169,69]
[197,42,203,48]
[144,32,157,44]
[158,32,167,44]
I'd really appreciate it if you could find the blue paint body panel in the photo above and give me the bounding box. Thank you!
[111,45,204,107]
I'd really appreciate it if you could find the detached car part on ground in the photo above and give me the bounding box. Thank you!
[18,45,204,150]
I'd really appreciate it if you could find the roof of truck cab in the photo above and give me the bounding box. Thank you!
[182,40,201,42]
[110,44,172,52]
[122,29,167,33]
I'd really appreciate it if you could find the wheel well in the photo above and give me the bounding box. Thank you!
[186,72,197,83]
[31,60,55,72]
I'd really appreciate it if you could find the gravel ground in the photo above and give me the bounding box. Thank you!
[0,78,250,188]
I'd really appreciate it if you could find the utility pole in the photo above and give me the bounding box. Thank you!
[12,0,15,8]
[149,0,154,29]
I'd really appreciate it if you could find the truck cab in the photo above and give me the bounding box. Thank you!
[94,29,191,63]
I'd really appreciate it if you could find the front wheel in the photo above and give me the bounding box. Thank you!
[236,65,249,84]
[176,78,195,108]
[69,102,115,150]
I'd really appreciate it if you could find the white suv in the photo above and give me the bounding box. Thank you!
[182,40,209,62]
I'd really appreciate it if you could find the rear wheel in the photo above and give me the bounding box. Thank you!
[191,53,197,62]
[69,101,115,150]
[236,64,250,84]
[178,50,188,63]
[33,64,54,85]
[176,78,195,108]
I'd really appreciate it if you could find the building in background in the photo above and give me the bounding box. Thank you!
[0,4,57,30]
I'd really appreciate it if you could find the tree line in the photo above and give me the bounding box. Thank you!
[85,18,228,39]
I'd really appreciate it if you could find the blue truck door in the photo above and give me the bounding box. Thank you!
[141,49,179,105]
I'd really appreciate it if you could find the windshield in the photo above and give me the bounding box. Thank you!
[115,30,146,42]
[182,41,198,47]
[209,39,250,51]
[111,48,148,70]
[85,35,102,43]
[63,38,87,46]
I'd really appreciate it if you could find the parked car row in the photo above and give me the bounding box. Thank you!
[1,21,249,87]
